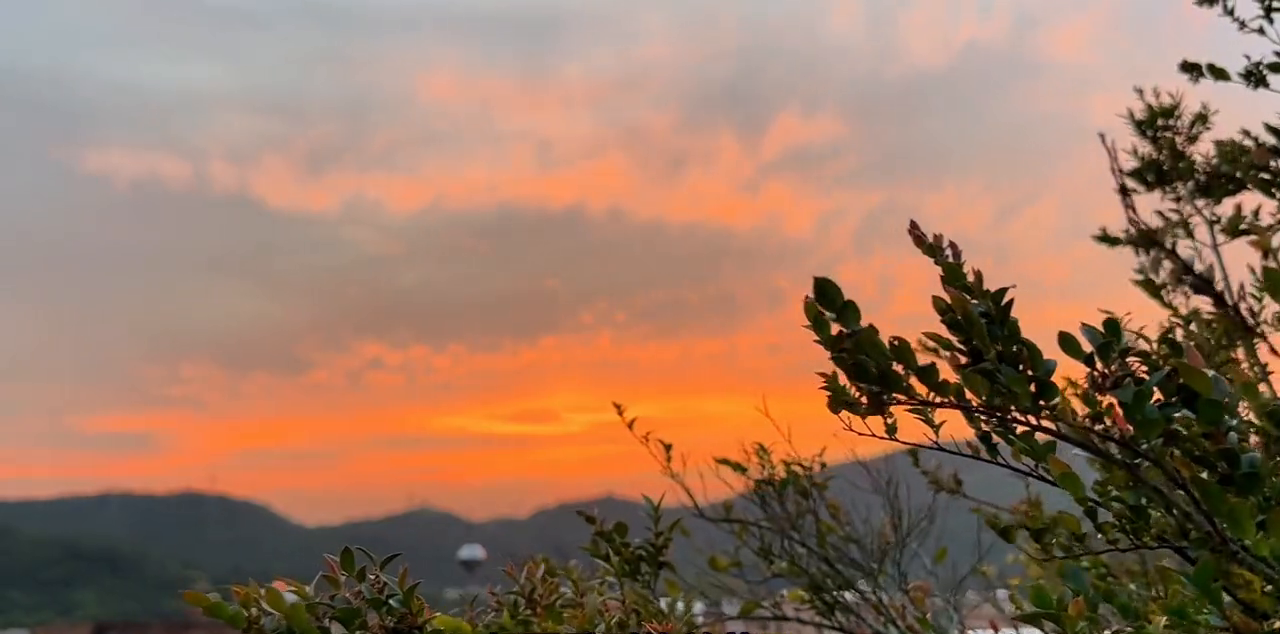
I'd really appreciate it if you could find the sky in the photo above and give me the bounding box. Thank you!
[0,0,1265,524]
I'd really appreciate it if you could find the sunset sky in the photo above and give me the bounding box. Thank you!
[0,0,1266,524]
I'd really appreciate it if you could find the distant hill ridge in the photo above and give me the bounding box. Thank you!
[0,447,1081,625]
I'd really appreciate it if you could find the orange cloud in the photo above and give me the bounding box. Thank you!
[1036,4,1111,66]
[892,0,1016,73]
[72,98,866,235]
[76,147,196,190]
[14,215,1147,524]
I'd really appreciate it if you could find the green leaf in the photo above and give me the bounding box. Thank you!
[917,362,942,390]
[1057,331,1086,361]
[1079,323,1105,349]
[835,300,862,329]
[809,311,832,340]
[378,552,403,571]
[1035,377,1061,404]
[888,336,918,369]
[1109,381,1136,404]
[1143,367,1171,390]
[1054,510,1083,536]
[1060,562,1089,594]
[430,615,474,634]
[1225,502,1258,540]
[1132,409,1166,441]
[922,332,957,352]
[404,580,423,605]
[263,584,290,614]
[182,590,214,608]
[812,276,845,313]
[932,546,948,565]
[226,606,249,630]
[1241,451,1262,474]
[1015,610,1062,630]
[1172,360,1214,396]
[1047,454,1071,477]
[339,546,357,576]
[1037,357,1058,380]
[1193,478,1230,518]
[203,602,248,630]
[1028,583,1056,610]
[960,370,991,398]
[707,554,732,573]
[1102,316,1123,340]
[1263,266,1280,303]
[1266,507,1280,542]
[713,457,749,475]
[1266,122,1280,145]
[931,295,951,318]
[202,600,231,622]
[1052,464,1088,500]
[803,297,822,324]
[991,522,1018,544]
[1135,277,1164,303]
[285,602,320,634]
[354,546,377,563]
[1205,63,1232,81]
[1189,557,1223,608]
[319,572,342,591]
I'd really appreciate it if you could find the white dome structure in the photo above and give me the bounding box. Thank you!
[455,542,488,574]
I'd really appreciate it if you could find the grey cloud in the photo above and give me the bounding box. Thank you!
[3,0,1145,209]
[1,1,1070,161]
[0,171,808,376]
[0,102,810,397]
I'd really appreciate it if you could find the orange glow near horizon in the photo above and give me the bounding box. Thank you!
[0,0,1255,524]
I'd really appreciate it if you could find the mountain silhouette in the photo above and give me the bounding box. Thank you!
[0,447,1079,624]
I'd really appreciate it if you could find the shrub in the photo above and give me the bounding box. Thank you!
[184,497,694,634]
[789,0,1280,628]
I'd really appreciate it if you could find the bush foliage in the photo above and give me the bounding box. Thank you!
[186,498,693,634]
[187,1,1280,632]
